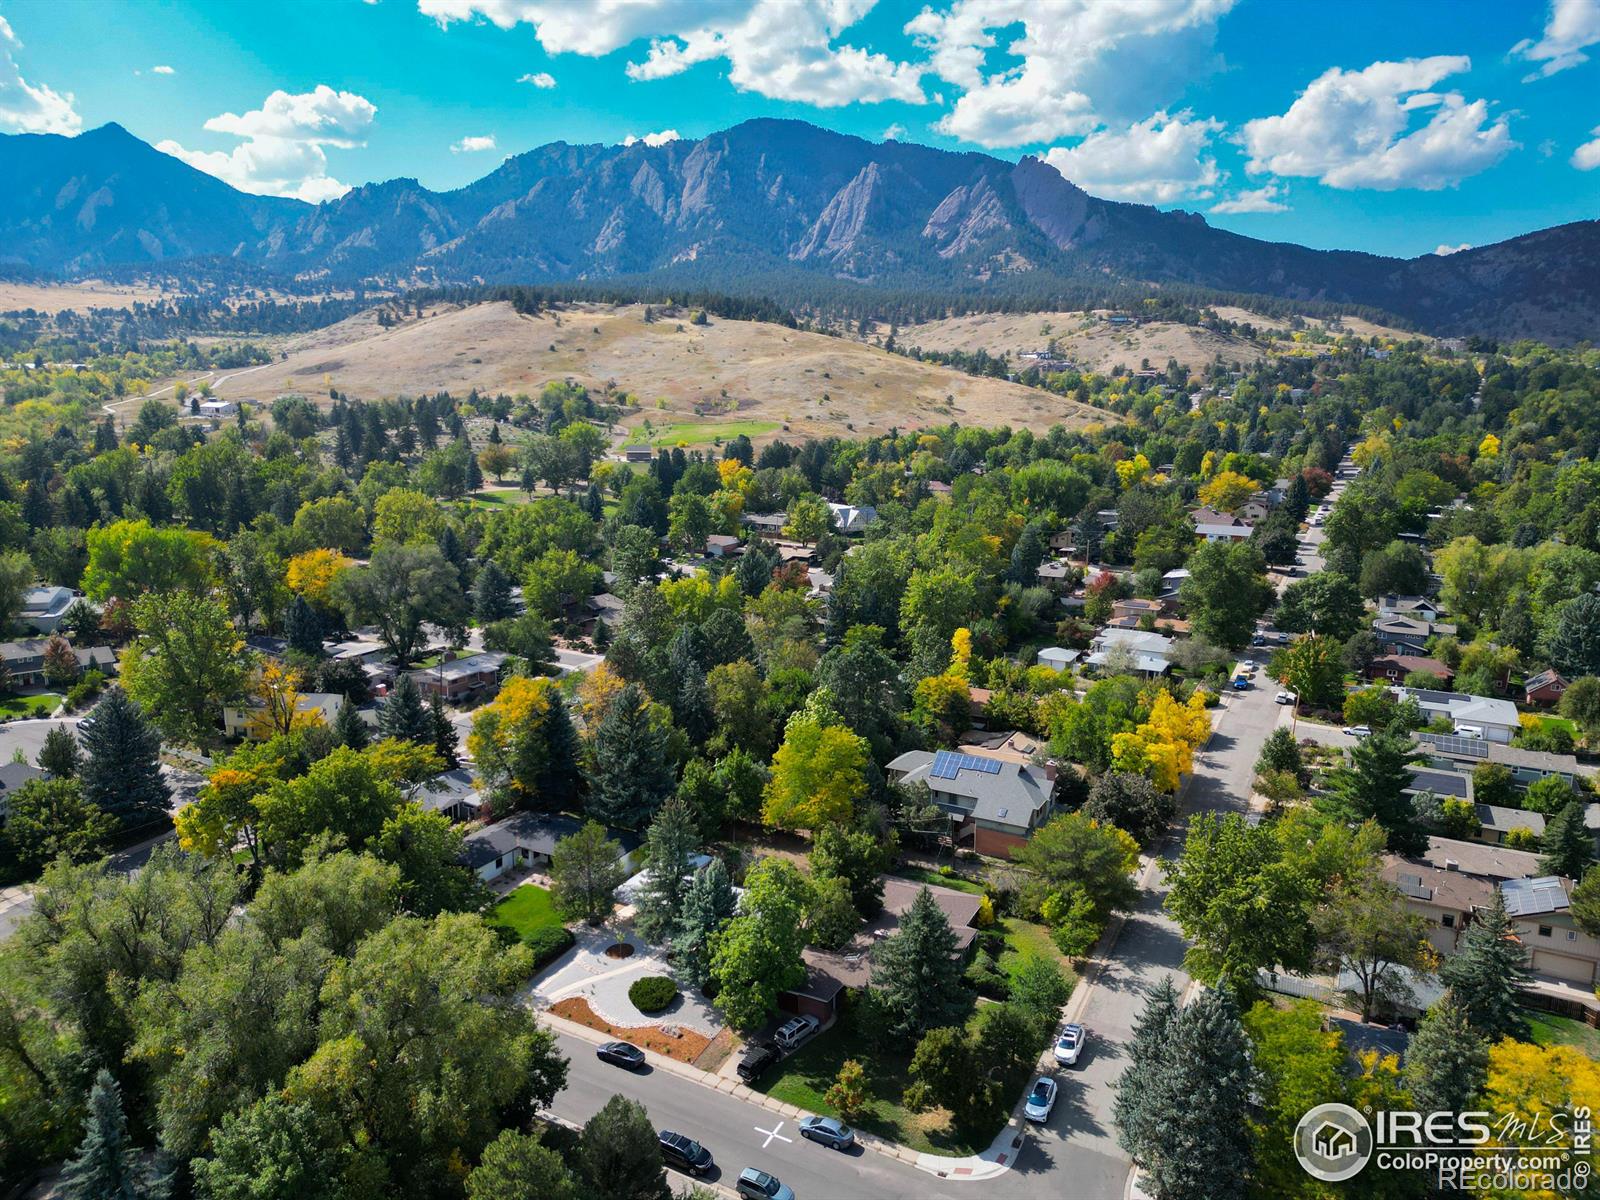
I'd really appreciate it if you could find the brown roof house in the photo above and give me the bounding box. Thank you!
[1365,654,1453,686]
[886,747,1056,858]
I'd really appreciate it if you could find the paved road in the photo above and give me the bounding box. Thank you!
[0,716,81,768]
[550,1031,946,1200]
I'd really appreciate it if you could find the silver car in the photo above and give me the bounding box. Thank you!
[1023,1076,1058,1123]
[799,1115,855,1150]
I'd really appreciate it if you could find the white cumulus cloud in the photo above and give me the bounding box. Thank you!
[0,16,81,134]
[1239,57,1514,190]
[883,122,906,140]
[1044,110,1222,203]
[452,134,496,152]
[518,71,556,87]
[1512,0,1600,80]
[1433,242,1472,255]
[1574,126,1600,170]
[152,64,175,75]
[421,0,924,107]
[906,0,1235,148]
[157,85,376,203]
[1211,183,1289,214]
[623,129,680,147]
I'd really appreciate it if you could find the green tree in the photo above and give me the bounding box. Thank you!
[905,1025,988,1126]
[1240,999,1349,1199]
[709,858,808,1028]
[192,1095,356,1200]
[810,822,893,915]
[1359,540,1429,600]
[589,684,675,829]
[1321,729,1427,854]
[1439,889,1530,1041]
[1276,572,1366,641]
[1405,993,1489,1117]
[575,1095,669,1200]
[1559,675,1600,740]
[1525,773,1578,816]
[549,821,626,925]
[1007,955,1072,1022]
[467,1130,578,1200]
[1254,727,1306,784]
[333,700,370,750]
[1114,975,1179,1166]
[632,797,700,945]
[61,1068,171,1200]
[1571,869,1600,934]
[255,746,406,870]
[78,687,170,828]
[871,886,974,1040]
[285,595,324,657]
[672,858,736,992]
[472,561,517,624]
[762,714,869,830]
[782,494,833,544]
[378,673,431,744]
[1471,762,1517,809]
[377,805,482,917]
[1,779,117,873]
[1179,541,1273,650]
[1013,812,1140,932]
[38,724,83,777]
[1273,633,1344,710]
[333,545,467,666]
[1544,594,1600,678]
[82,519,215,602]
[1540,800,1594,879]
[120,591,250,748]
[1082,771,1175,847]
[0,549,33,631]
[825,1059,868,1121]
[1313,857,1430,1020]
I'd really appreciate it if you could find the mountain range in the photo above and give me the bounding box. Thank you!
[3,118,1598,340]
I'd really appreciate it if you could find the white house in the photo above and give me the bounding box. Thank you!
[826,502,878,535]
[1195,523,1253,544]
[1389,686,1520,744]
[222,691,345,740]
[18,586,75,635]
[1086,628,1173,677]
[197,398,237,418]
[1036,646,1080,673]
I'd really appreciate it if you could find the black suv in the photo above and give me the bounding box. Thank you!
[736,1040,780,1084]
[658,1130,714,1177]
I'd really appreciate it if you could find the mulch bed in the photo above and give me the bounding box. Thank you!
[603,943,636,959]
[549,997,712,1063]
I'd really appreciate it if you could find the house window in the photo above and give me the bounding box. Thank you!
[1538,925,1553,938]
[1441,914,1455,928]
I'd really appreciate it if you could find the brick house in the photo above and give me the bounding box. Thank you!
[1523,670,1569,707]
[885,747,1056,858]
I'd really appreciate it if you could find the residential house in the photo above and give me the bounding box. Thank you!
[1373,615,1450,657]
[324,638,389,666]
[0,640,50,687]
[408,651,509,704]
[1036,646,1080,673]
[1469,802,1600,848]
[1377,595,1444,622]
[740,512,787,540]
[1086,628,1174,677]
[927,480,953,497]
[1158,569,1189,608]
[1417,836,1540,882]
[705,535,743,559]
[1195,522,1253,544]
[460,811,642,883]
[1414,732,1595,790]
[787,877,984,1020]
[1389,687,1520,743]
[197,398,236,418]
[775,543,816,566]
[826,502,878,535]
[415,767,491,823]
[18,586,74,635]
[1503,876,1600,991]
[886,747,1057,858]
[1111,598,1164,625]
[1035,560,1073,590]
[222,691,345,741]
[1048,530,1077,555]
[1523,670,1570,707]
[1188,506,1242,529]
[1381,854,1488,956]
[0,761,45,822]
[584,592,627,635]
[75,646,117,677]
[1365,654,1453,686]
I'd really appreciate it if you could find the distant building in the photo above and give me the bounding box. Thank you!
[460,812,642,882]
[1523,669,1570,708]
[223,691,345,741]
[826,502,878,535]
[1086,628,1173,677]
[1036,646,1079,673]
[197,398,237,418]
[18,586,75,635]
[408,651,509,705]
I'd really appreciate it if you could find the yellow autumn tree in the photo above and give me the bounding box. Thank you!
[285,548,352,608]
[948,627,973,682]
[1478,432,1501,459]
[1114,453,1152,488]
[246,661,324,740]
[762,714,868,830]
[1197,470,1257,513]
[1110,689,1212,791]
[577,661,627,731]
[1477,1040,1600,1200]
[467,675,555,764]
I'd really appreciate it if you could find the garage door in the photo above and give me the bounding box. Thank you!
[1532,950,1596,986]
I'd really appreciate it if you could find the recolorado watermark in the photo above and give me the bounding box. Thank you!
[1294,1101,1592,1191]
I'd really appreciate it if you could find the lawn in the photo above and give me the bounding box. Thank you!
[485,885,564,941]
[889,865,987,895]
[621,419,780,449]
[1523,1009,1600,1058]
[755,1001,997,1155]
[467,488,530,507]
[998,918,1078,984]
[0,693,62,719]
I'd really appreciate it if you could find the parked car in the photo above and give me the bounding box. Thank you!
[1275,691,1296,705]
[1053,1024,1086,1066]
[737,1040,781,1083]
[1024,1076,1058,1123]
[1341,725,1372,738]
[658,1130,714,1177]
[798,1115,855,1150]
[596,1041,646,1070]
[774,1015,820,1053]
[1232,676,1249,690]
[736,1168,795,1200]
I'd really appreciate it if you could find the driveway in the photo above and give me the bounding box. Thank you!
[533,924,722,1037]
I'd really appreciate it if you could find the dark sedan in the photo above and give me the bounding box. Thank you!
[658,1130,714,1177]
[596,1041,646,1070]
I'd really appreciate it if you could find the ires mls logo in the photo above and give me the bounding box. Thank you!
[1295,1103,1375,1182]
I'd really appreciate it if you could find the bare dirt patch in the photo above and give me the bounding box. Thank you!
[208,300,1111,439]
[0,279,174,314]
[549,996,712,1063]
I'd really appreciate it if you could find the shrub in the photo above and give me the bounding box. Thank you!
[524,926,575,969]
[1504,827,1540,850]
[628,975,677,1013]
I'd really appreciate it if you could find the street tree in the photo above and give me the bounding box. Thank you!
[467,1130,578,1200]
[1082,771,1175,847]
[1313,859,1431,1021]
[1179,541,1273,650]
[1273,633,1344,710]
[121,591,250,748]
[1276,572,1366,641]
[1114,975,1180,1167]
[576,1095,670,1200]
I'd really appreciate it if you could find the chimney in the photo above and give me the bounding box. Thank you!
[1445,859,1459,872]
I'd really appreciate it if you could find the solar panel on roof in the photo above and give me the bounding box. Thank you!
[929,750,1003,779]
[1418,733,1489,759]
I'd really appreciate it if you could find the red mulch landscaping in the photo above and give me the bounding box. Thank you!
[549,997,711,1063]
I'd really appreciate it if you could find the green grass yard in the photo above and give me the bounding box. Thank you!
[485,885,564,942]
[0,693,62,719]
[1523,1009,1600,1058]
[998,918,1078,984]
[621,419,780,449]
[889,866,987,895]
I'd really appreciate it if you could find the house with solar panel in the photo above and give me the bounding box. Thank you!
[1501,876,1599,993]
[885,747,1057,858]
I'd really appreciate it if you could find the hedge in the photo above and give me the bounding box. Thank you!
[525,926,575,969]
[628,975,677,1013]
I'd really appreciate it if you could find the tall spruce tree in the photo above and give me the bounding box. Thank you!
[39,725,83,777]
[672,858,736,991]
[61,1068,172,1200]
[333,700,370,750]
[428,691,459,768]
[1405,992,1489,1116]
[1141,986,1253,1200]
[632,797,701,945]
[1321,729,1427,854]
[1113,975,1180,1166]
[1439,889,1530,1041]
[1540,800,1594,879]
[285,595,323,657]
[78,688,169,829]
[871,887,973,1040]
[472,561,516,623]
[378,673,431,744]
[588,684,675,829]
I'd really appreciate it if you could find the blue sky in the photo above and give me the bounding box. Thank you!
[1,0,1597,258]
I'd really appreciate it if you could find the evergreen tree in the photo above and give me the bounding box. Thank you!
[533,694,583,812]
[333,700,370,750]
[429,691,459,768]
[1113,975,1180,1166]
[871,886,973,1040]
[472,561,516,624]
[378,673,431,744]
[285,595,324,657]
[61,1068,172,1200]
[78,688,170,829]
[465,447,484,492]
[1405,992,1489,1116]
[581,482,604,520]
[1321,729,1427,854]
[575,1095,669,1200]
[95,416,119,454]
[632,797,700,945]
[588,684,675,829]
[1439,889,1530,1041]
[672,858,736,991]
[1141,986,1253,1200]
[39,725,83,777]
[1540,800,1595,879]
[438,526,469,588]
